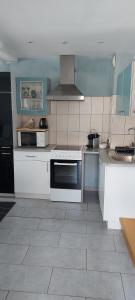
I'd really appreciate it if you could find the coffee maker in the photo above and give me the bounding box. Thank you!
[87,132,100,149]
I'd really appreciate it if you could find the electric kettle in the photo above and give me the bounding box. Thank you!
[39,118,48,129]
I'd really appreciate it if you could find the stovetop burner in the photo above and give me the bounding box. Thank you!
[54,145,82,151]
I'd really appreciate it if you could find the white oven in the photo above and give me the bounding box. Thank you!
[50,148,82,202]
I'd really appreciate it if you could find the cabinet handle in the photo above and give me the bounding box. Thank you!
[25,155,36,158]
[47,162,48,172]
[1,152,11,155]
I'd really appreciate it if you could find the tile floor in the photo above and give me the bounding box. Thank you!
[0,191,134,300]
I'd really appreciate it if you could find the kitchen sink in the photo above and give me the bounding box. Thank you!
[109,153,135,163]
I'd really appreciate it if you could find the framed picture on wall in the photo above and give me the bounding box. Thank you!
[16,77,48,115]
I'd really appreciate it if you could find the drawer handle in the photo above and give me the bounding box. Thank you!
[1,152,11,155]
[25,155,36,158]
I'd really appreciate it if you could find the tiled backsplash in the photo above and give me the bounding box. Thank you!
[17,95,135,148]
[48,96,135,148]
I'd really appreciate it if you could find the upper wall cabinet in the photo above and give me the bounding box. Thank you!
[16,77,49,115]
[129,61,135,115]
[116,64,131,115]
[75,56,114,97]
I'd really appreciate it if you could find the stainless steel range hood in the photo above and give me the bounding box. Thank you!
[46,55,84,101]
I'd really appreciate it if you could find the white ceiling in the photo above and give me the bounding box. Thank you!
[0,0,135,59]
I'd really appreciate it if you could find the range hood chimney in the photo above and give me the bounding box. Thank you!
[46,55,84,101]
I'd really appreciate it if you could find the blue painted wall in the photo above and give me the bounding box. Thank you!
[0,56,114,97]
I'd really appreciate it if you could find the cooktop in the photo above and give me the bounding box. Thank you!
[54,145,82,151]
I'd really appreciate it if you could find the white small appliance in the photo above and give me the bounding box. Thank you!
[17,129,48,148]
[50,145,82,203]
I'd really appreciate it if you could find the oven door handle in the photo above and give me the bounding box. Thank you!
[54,162,77,166]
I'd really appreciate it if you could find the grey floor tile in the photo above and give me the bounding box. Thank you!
[83,191,99,203]
[65,209,102,222]
[48,268,125,299]
[39,219,87,234]
[87,222,121,236]
[22,207,66,219]
[16,198,49,208]
[59,232,115,251]
[121,273,135,300]
[114,234,128,253]
[7,292,84,300]
[0,217,40,230]
[0,291,8,300]
[86,222,108,234]
[7,206,25,217]
[5,228,60,246]
[87,249,135,273]
[0,264,52,293]
[23,246,86,269]
[87,202,100,212]
[0,244,28,264]
[47,201,87,211]
[0,229,13,244]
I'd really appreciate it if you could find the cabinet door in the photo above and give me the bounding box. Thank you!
[0,151,14,193]
[14,160,50,195]
[16,78,48,115]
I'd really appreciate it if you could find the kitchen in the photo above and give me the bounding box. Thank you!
[0,1,135,299]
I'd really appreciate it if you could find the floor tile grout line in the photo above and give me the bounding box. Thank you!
[47,268,53,294]
[120,273,127,300]
[0,262,132,275]
[21,245,31,265]
[5,290,10,300]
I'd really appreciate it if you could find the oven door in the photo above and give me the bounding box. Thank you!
[51,159,82,190]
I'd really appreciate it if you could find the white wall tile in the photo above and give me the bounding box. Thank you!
[91,115,102,133]
[49,131,56,144]
[102,115,110,133]
[47,115,57,131]
[92,97,104,115]
[80,115,90,132]
[110,135,124,149]
[57,131,68,145]
[56,101,69,114]
[123,134,134,146]
[51,101,57,114]
[57,115,68,131]
[80,97,92,115]
[125,116,135,134]
[68,132,79,145]
[79,132,89,146]
[68,101,80,114]
[111,116,125,134]
[103,97,111,114]
[68,115,80,131]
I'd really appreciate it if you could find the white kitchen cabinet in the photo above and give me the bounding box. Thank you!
[14,150,50,199]
[98,158,135,229]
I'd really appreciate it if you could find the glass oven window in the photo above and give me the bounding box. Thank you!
[51,159,82,189]
[54,162,77,185]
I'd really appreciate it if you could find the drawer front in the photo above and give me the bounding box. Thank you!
[14,150,50,161]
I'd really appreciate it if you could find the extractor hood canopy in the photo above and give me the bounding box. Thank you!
[46,55,84,101]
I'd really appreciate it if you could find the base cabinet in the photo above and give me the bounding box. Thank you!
[98,159,135,229]
[14,151,50,199]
